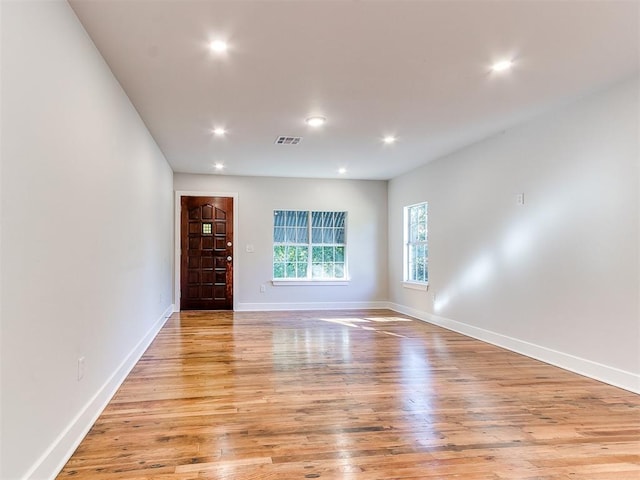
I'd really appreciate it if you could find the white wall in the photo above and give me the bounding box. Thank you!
[174,174,388,310]
[388,77,640,392]
[0,2,174,478]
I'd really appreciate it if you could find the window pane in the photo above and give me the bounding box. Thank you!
[274,226,285,242]
[286,263,296,278]
[408,245,415,281]
[335,228,345,244]
[335,263,344,278]
[311,227,322,243]
[274,246,285,262]
[312,263,323,278]
[297,263,308,277]
[312,246,323,262]
[417,224,426,242]
[323,263,334,278]
[420,206,428,241]
[334,212,346,227]
[312,211,323,227]
[409,213,417,241]
[285,211,296,227]
[323,246,334,262]
[296,247,308,262]
[297,227,308,243]
[274,210,286,226]
[416,249,425,281]
[292,227,300,243]
[297,211,308,226]
[411,244,422,282]
[274,263,285,278]
[323,211,334,227]
[335,246,345,262]
[287,246,297,262]
[322,228,333,244]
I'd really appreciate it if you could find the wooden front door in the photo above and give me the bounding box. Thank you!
[180,196,233,310]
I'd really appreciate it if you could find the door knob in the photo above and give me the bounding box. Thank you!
[227,256,232,261]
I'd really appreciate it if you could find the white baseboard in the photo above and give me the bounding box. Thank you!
[236,301,390,312]
[26,304,175,480]
[388,302,640,394]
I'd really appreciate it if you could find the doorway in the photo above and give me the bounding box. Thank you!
[180,196,234,310]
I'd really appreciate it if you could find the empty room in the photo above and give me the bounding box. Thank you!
[1,0,639,479]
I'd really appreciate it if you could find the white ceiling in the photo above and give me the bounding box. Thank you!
[69,0,639,180]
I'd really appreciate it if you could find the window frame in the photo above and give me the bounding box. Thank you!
[403,202,428,288]
[272,210,349,284]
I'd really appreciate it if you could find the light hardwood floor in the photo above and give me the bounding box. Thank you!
[57,310,640,479]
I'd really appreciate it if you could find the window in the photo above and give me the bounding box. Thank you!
[404,202,428,284]
[273,210,347,280]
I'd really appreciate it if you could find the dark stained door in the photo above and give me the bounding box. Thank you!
[180,196,233,310]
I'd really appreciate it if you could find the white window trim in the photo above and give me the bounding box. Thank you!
[402,281,428,291]
[403,201,428,286]
[272,210,348,282]
[272,279,350,286]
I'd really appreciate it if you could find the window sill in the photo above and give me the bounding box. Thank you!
[403,281,428,291]
[272,279,350,286]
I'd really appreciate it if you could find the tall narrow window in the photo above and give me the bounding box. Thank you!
[273,210,347,280]
[404,202,428,284]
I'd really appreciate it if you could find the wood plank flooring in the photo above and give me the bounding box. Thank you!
[57,310,640,479]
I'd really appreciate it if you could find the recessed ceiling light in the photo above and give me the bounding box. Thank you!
[209,40,228,53]
[491,59,514,72]
[306,116,326,127]
[383,136,397,144]
[214,163,224,171]
[213,127,226,136]
[338,167,347,174]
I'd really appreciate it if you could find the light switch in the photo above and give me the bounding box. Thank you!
[246,244,255,253]
[516,193,525,206]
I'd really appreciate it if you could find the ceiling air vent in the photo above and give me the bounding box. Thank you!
[275,136,302,145]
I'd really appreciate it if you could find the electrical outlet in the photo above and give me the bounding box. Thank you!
[77,356,85,381]
[260,284,266,293]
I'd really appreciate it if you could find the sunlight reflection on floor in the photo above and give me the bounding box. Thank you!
[318,316,412,337]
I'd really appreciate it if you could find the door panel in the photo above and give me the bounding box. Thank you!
[180,196,233,310]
